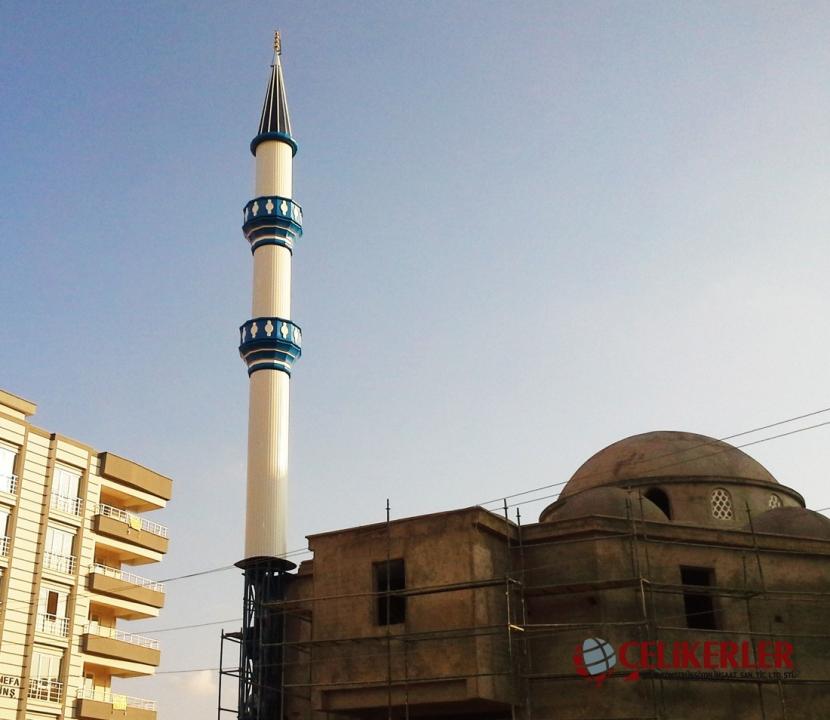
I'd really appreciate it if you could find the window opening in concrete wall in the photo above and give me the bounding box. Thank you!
[374,558,405,625]
[644,487,671,519]
[711,488,734,520]
[681,566,718,630]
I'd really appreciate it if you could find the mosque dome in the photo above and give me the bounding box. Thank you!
[539,486,667,524]
[560,431,777,498]
[747,507,830,540]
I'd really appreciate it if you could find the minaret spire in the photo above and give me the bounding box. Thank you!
[254,30,294,155]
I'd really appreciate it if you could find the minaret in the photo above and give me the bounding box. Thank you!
[232,33,302,720]
[238,30,302,565]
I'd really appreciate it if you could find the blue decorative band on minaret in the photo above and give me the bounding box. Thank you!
[243,196,303,253]
[239,317,302,376]
[250,131,298,157]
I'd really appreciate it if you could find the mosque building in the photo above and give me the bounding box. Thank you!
[0,388,171,720]
[224,37,830,720]
[275,431,830,720]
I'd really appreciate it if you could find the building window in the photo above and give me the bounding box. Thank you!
[644,488,671,519]
[374,559,406,626]
[0,443,18,494]
[50,466,82,516]
[29,650,63,702]
[681,566,718,630]
[43,525,76,574]
[37,587,69,637]
[768,494,782,510]
[0,508,9,557]
[711,488,734,520]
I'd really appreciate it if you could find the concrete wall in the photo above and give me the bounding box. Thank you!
[282,501,830,720]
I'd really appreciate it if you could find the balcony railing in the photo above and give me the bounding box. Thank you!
[76,687,157,711]
[90,563,164,593]
[51,492,82,516]
[43,551,76,574]
[85,623,160,650]
[36,613,69,637]
[29,677,63,703]
[94,503,168,538]
[0,536,9,557]
[0,473,17,495]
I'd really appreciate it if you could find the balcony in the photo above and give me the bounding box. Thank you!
[0,536,9,557]
[76,688,157,720]
[88,563,165,614]
[35,612,69,638]
[83,624,161,669]
[0,473,17,495]
[28,677,63,703]
[51,492,82,516]
[99,452,172,506]
[93,504,168,555]
[43,550,76,575]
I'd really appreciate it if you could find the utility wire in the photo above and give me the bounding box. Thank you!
[494,417,830,511]
[478,405,830,508]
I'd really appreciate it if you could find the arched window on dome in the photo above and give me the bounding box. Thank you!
[711,488,734,520]
[644,487,671,520]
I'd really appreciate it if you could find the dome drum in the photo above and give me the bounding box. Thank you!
[540,431,805,528]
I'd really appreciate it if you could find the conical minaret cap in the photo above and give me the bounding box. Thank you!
[251,32,297,156]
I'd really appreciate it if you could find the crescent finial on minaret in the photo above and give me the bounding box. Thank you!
[274,30,282,56]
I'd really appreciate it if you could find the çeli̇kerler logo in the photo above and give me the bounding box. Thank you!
[573,636,795,687]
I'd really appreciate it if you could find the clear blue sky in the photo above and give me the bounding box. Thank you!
[2,2,829,717]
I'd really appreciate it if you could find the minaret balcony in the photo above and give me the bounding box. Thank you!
[239,317,302,375]
[242,195,303,252]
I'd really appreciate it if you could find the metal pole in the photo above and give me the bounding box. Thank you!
[516,507,531,720]
[503,499,517,720]
[386,498,392,720]
[218,631,224,720]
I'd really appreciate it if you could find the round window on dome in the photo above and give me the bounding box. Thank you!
[768,494,782,509]
[711,488,734,520]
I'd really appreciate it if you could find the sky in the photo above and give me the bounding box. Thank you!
[1,1,830,718]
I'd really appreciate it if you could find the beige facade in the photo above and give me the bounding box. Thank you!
[0,388,171,720]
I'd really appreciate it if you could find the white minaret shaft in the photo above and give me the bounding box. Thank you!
[239,38,303,563]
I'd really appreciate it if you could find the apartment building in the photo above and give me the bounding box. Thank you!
[0,388,172,720]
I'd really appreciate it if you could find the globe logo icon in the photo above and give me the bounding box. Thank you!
[574,637,617,685]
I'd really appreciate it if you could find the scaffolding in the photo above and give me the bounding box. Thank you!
[218,498,830,720]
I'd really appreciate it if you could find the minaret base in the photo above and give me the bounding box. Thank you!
[226,558,295,720]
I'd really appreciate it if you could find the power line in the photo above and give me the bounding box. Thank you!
[146,618,241,633]
[490,415,830,511]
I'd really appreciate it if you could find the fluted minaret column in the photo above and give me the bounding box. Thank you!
[238,34,302,564]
